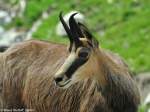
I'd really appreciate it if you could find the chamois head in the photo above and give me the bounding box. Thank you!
[54,12,101,88]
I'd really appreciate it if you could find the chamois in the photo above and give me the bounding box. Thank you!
[0,13,140,112]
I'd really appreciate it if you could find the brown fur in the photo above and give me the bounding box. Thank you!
[0,40,140,112]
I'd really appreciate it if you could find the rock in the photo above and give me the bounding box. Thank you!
[56,11,85,36]
[18,0,26,17]
[0,0,27,23]
[142,93,150,112]
[26,9,51,40]
[144,93,150,105]
[0,26,4,34]
[0,28,26,47]
[134,72,150,102]
[0,10,12,25]
[25,19,42,40]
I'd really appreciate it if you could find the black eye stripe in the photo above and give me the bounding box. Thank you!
[65,58,88,78]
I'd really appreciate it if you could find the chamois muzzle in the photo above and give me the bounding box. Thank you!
[0,46,8,52]
[54,73,71,87]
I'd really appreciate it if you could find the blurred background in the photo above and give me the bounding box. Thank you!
[0,0,149,111]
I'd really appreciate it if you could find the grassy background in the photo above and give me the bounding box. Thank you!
[9,0,150,73]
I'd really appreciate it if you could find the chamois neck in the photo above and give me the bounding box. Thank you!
[93,48,122,87]
[95,48,140,112]
[97,48,128,77]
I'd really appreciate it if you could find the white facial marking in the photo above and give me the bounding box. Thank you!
[55,52,76,77]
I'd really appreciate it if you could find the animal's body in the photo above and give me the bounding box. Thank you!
[0,13,140,112]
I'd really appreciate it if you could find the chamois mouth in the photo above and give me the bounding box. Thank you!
[57,79,71,88]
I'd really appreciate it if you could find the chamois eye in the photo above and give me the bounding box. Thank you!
[78,48,90,59]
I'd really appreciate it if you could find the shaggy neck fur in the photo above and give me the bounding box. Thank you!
[94,48,140,112]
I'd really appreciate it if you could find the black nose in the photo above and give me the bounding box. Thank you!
[0,46,8,52]
[54,76,63,84]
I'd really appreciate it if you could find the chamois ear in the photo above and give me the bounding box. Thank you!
[78,22,93,40]
[78,22,99,48]
[91,38,99,48]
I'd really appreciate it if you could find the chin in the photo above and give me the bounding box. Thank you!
[57,80,72,89]
[61,83,72,89]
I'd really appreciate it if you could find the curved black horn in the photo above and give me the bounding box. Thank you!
[69,13,84,38]
[59,12,73,51]
[69,13,82,46]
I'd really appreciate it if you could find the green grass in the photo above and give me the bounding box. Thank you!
[8,0,150,73]
[138,104,149,112]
